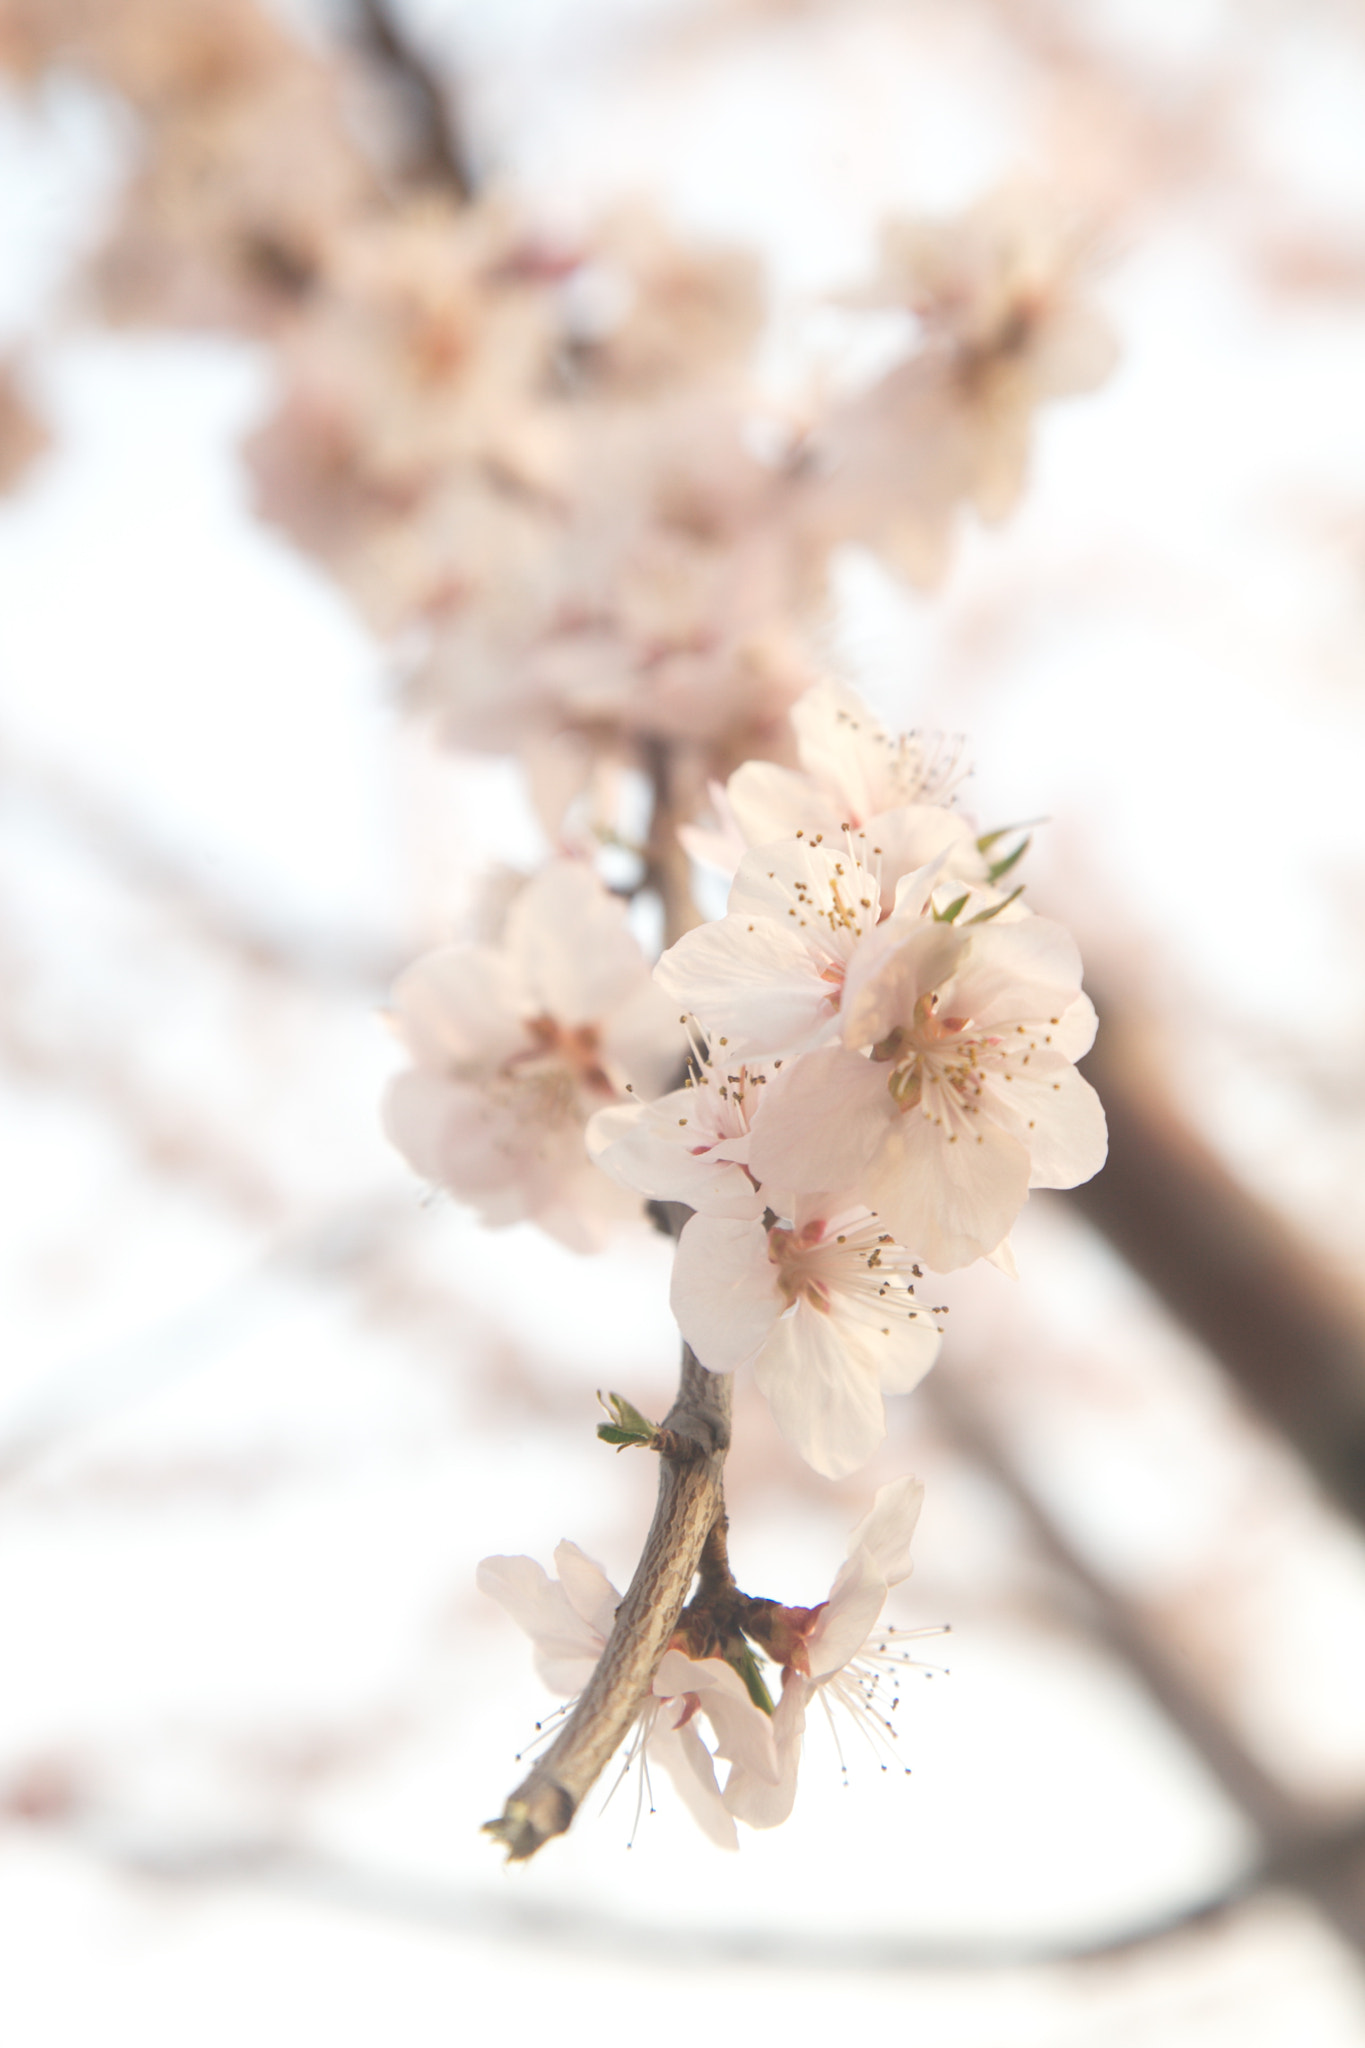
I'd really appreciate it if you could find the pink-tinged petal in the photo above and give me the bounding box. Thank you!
[864,806,986,893]
[947,917,1086,1032]
[382,1073,521,1200]
[507,863,651,1026]
[835,1292,943,1398]
[475,1555,604,1697]
[654,914,842,1059]
[647,1706,739,1850]
[985,1061,1109,1190]
[985,1235,1019,1278]
[752,1301,888,1478]
[388,946,521,1069]
[746,1045,888,1195]
[841,920,965,1052]
[588,1098,762,1219]
[862,1106,1030,1272]
[792,679,881,806]
[726,760,840,846]
[655,1651,780,1784]
[888,853,956,926]
[1049,991,1099,1061]
[845,1477,924,1588]
[552,1540,621,1642]
[670,1215,783,1373]
[723,1679,807,1829]
[807,1548,888,1676]
[726,840,880,935]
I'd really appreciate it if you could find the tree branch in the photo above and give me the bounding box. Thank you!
[352,0,475,201]
[485,1348,731,1860]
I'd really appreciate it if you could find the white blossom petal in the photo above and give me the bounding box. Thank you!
[476,1553,608,1698]
[552,1540,620,1642]
[806,1547,889,1677]
[723,1679,807,1829]
[507,862,653,1025]
[751,1301,888,1478]
[670,1214,784,1372]
[844,1477,925,1588]
[861,1106,1030,1271]
[647,1707,739,1851]
[654,1651,780,1784]
[746,1045,888,1196]
[984,1059,1108,1189]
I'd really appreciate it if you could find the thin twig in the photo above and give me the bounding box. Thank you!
[642,738,702,950]
[484,1347,731,1860]
[352,0,475,200]
[486,742,717,1858]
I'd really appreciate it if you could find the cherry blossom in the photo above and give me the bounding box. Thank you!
[586,1054,770,1220]
[384,861,682,1251]
[671,1202,943,1477]
[725,1477,927,1828]
[478,1544,779,1849]
[703,679,985,897]
[654,837,884,1059]
[748,884,1106,1270]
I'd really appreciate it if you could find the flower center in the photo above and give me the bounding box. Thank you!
[870,992,993,1114]
[766,1222,834,1314]
[495,1016,614,1127]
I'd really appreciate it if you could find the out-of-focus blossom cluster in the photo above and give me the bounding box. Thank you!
[0,0,1116,837]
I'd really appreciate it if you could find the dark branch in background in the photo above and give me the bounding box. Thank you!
[1072,999,1365,1527]
[928,1371,1365,1958]
[351,0,476,200]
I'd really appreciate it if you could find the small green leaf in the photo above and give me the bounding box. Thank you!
[596,1391,659,1451]
[987,834,1030,885]
[728,1641,775,1715]
[976,816,1046,855]
[933,891,970,925]
[966,883,1025,925]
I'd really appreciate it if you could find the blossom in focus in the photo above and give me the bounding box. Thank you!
[725,1476,926,1828]
[587,1055,771,1221]
[383,861,682,1251]
[715,679,985,896]
[478,1545,780,1849]
[654,837,884,1060]
[670,1203,943,1477]
[749,877,1107,1270]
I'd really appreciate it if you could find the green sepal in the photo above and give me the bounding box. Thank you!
[596,1391,658,1452]
[966,883,1025,925]
[987,834,1030,884]
[932,891,970,925]
[976,816,1045,855]
[729,1641,776,1715]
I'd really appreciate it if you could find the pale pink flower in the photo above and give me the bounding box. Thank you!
[725,1477,926,1828]
[748,883,1107,1270]
[478,1545,779,1850]
[653,838,884,1061]
[384,861,682,1251]
[670,1203,943,1478]
[586,1056,770,1221]
[718,680,985,897]
[804,189,1118,585]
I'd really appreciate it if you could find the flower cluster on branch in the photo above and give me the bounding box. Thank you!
[0,0,1116,1858]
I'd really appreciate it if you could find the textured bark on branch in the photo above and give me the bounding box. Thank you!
[484,1348,731,1860]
